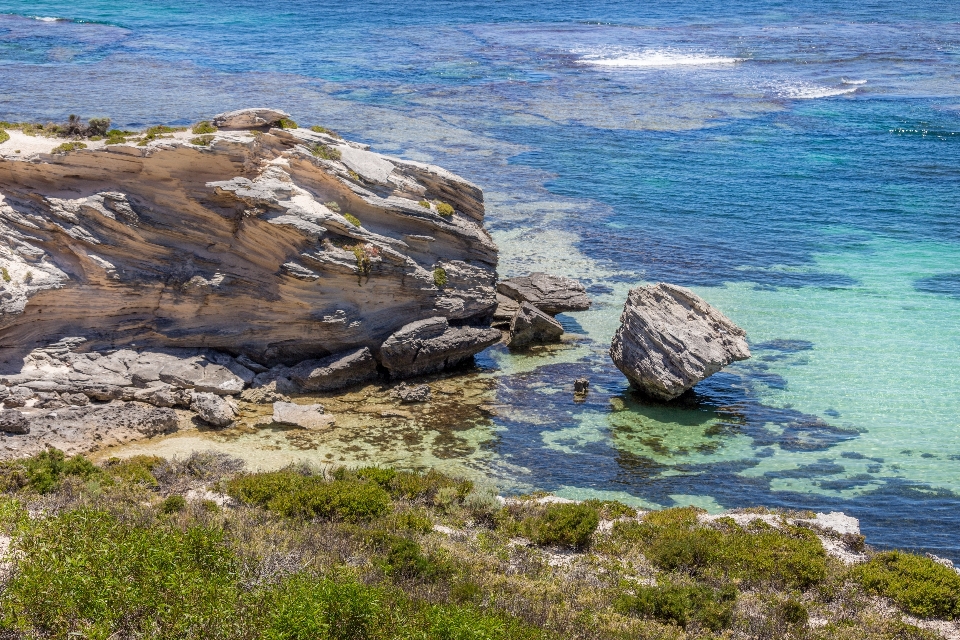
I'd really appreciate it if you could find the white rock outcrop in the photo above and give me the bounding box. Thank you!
[609,283,750,400]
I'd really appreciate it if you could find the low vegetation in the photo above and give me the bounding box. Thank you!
[51,141,87,154]
[0,129,8,145]
[277,118,298,129]
[344,212,362,227]
[191,120,218,134]
[433,266,447,287]
[191,134,215,146]
[310,142,342,161]
[0,450,951,639]
[435,201,455,216]
[310,124,342,138]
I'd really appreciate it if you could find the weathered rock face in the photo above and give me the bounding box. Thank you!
[288,347,377,392]
[213,108,291,130]
[0,114,497,369]
[497,273,591,315]
[190,392,237,427]
[609,283,750,401]
[379,317,501,378]
[507,302,564,348]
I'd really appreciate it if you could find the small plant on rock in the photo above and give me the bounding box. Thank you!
[190,135,215,147]
[1,267,10,283]
[277,118,298,129]
[435,201,455,217]
[191,121,217,134]
[310,143,342,161]
[325,201,341,213]
[0,129,9,145]
[310,125,341,138]
[344,213,362,227]
[433,267,447,288]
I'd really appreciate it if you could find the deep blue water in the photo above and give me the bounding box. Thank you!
[1,1,959,559]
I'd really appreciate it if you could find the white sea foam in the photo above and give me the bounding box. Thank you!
[776,83,858,99]
[579,49,744,69]
[841,78,867,85]
[30,16,66,22]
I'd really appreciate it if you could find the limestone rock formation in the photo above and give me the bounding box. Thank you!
[0,112,497,368]
[379,317,501,378]
[272,401,334,430]
[0,409,28,434]
[609,283,750,401]
[507,302,564,348]
[288,348,377,392]
[497,273,591,315]
[213,108,291,130]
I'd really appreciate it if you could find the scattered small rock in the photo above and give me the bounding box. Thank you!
[272,401,335,431]
[391,382,431,404]
[0,409,29,434]
[573,378,589,394]
[190,392,238,428]
[507,302,564,348]
[240,387,290,404]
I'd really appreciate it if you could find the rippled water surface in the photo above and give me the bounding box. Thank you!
[1,0,958,558]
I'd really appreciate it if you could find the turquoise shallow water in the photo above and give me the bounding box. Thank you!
[1,0,959,558]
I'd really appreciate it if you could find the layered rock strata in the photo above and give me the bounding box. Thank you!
[0,109,503,453]
[493,273,591,348]
[610,283,750,401]
[0,109,497,366]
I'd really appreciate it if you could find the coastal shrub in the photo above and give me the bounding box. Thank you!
[418,199,431,208]
[357,466,397,487]
[1,267,10,283]
[523,502,599,550]
[779,597,809,626]
[435,201,455,217]
[325,201,342,213]
[227,470,390,522]
[310,124,341,138]
[353,245,372,279]
[389,509,433,534]
[105,129,131,144]
[387,468,472,503]
[608,507,828,590]
[191,120,217,134]
[191,134,215,146]
[138,124,185,145]
[161,494,187,514]
[0,508,239,637]
[103,454,163,487]
[277,118,298,129]
[433,267,447,288]
[261,574,384,640]
[86,117,111,137]
[377,535,450,581]
[0,448,102,494]
[583,498,637,520]
[344,212,362,227]
[349,169,361,181]
[310,143,342,161]
[51,141,87,154]
[22,271,32,284]
[854,551,960,619]
[614,582,737,631]
[0,129,8,145]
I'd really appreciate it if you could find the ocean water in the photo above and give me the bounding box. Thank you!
[1,0,959,558]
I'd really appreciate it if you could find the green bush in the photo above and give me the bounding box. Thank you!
[378,535,449,581]
[343,213,361,227]
[310,125,341,138]
[51,141,87,154]
[418,199,431,208]
[433,267,447,288]
[325,201,342,213]
[1,267,10,283]
[0,509,240,637]
[261,575,383,640]
[854,551,960,619]
[615,582,737,631]
[388,469,472,503]
[161,494,187,514]
[103,455,163,487]
[277,118,298,129]
[609,507,828,590]
[357,466,397,487]
[0,129,8,145]
[191,134,215,146]
[192,120,217,134]
[137,125,185,145]
[524,502,599,550]
[3,448,102,494]
[310,143,342,161]
[435,201,455,217]
[779,597,809,626]
[227,471,390,522]
[583,499,637,520]
[86,117,111,137]
[105,129,131,145]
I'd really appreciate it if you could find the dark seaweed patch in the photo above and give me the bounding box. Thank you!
[914,272,960,298]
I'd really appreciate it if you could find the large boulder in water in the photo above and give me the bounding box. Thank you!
[609,283,750,401]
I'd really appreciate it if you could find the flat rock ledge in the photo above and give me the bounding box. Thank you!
[609,283,750,401]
